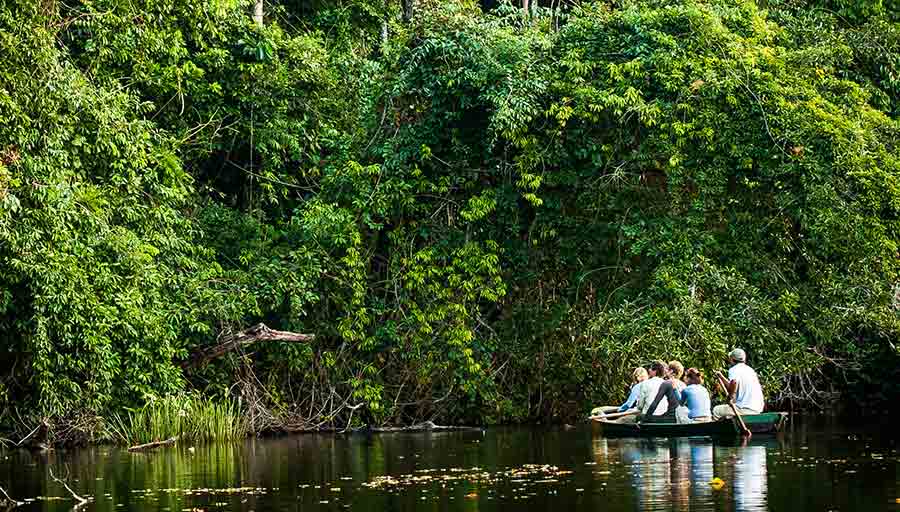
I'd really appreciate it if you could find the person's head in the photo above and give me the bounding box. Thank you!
[649,360,667,378]
[685,367,704,385]
[632,367,649,383]
[668,360,684,381]
[729,348,747,365]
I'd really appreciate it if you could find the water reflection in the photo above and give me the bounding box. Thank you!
[1,422,897,512]
[592,437,768,511]
[732,445,767,511]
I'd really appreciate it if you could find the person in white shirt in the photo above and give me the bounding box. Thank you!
[637,360,670,413]
[614,360,670,423]
[712,348,765,419]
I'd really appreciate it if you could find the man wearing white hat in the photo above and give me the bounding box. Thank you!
[712,348,765,420]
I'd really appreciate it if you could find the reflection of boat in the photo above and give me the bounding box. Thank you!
[593,412,787,437]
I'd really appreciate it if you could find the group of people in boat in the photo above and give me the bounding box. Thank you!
[591,348,765,424]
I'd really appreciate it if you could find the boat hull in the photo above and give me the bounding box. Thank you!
[593,412,787,438]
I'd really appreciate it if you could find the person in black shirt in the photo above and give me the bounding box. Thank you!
[642,367,682,423]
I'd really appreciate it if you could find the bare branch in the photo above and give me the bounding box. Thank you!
[0,484,22,508]
[127,436,178,452]
[48,466,89,509]
[182,323,314,370]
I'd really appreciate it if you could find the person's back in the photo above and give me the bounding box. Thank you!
[618,381,642,412]
[590,366,648,417]
[637,361,670,416]
[668,360,687,393]
[712,349,765,420]
[645,380,680,421]
[681,384,711,419]
[729,362,764,412]
[638,376,667,415]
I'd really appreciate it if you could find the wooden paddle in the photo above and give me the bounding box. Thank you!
[589,409,639,421]
[715,370,752,437]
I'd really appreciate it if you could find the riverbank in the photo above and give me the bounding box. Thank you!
[2,394,884,450]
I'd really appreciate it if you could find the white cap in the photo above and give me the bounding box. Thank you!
[729,348,746,362]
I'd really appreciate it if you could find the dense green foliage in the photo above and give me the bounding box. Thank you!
[1,0,898,438]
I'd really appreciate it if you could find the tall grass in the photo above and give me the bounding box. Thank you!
[108,394,248,445]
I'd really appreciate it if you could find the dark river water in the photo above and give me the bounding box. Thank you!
[2,416,898,511]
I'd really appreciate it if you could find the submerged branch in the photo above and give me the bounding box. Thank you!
[365,421,482,433]
[0,485,22,508]
[48,466,89,509]
[127,436,178,452]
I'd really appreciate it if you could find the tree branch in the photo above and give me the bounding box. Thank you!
[181,323,315,370]
[127,436,178,452]
[0,485,22,508]
[48,466,89,509]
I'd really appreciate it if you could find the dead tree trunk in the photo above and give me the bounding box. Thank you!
[181,323,314,370]
[402,0,413,23]
[253,0,264,27]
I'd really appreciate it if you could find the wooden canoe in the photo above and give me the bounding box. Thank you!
[592,412,788,438]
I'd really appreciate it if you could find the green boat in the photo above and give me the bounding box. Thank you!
[592,412,788,437]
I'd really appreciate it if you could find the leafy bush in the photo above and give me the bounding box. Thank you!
[1,0,898,436]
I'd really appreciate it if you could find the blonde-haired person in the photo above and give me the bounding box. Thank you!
[590,367,648,417]
[668,360,687,392]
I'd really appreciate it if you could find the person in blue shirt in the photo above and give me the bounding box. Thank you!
[590,367,648,417]
[676,368,712,423]
[618,367,649,412]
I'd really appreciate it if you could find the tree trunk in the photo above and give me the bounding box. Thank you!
[522,0,529,13]
[253,0,264,27]
[402,0,413,23]
[181,323,314,370]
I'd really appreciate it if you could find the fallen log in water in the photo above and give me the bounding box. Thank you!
[280,421,482,434]
[127,436,178,452]
[181,323,314,370]
[367,421,482,433]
